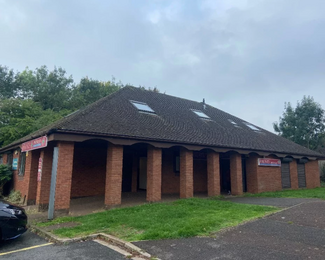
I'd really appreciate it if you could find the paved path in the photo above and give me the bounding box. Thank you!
[134,199,325,260]
[0,231,127,260]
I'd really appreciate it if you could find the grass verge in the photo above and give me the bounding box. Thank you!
[245,187,325,199]
[36,197,276,241]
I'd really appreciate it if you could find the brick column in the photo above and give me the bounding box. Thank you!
[132,154,138,192]
[305,160,320,189]
[290,160,299,189]
[36,147,53,211]
[230,153,243,195]
[246,155,258,193]
[54,142,74,212]
[207,151,220,196]
[180,148,193,198]
[147,146,162,202]
[24,150,40,205]
[105,144,123,207]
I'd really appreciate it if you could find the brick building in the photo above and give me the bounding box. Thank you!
[0,87,322,214]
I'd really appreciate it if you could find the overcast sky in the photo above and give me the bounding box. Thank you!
[1,0,325,132]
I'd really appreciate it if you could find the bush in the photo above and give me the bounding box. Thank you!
[7,190,22,204]
[0,164,12,196]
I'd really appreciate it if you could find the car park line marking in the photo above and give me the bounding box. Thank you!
[0,242,53,256]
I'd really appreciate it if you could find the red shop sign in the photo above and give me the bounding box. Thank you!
[258,158,281,167]
[21,136,48,152]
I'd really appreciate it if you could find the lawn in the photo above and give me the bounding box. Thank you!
[37,198,276,241]
[245,187,325,199]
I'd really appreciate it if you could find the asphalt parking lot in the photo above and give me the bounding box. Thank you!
[0,231,127,260]
[134,199,325,260]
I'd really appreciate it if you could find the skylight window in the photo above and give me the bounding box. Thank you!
[191,109,210,119]
[244,122,260,131]
[228,119,241,128]
[130,101,155,114]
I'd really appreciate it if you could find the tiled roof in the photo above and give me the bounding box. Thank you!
[1,86,322,157]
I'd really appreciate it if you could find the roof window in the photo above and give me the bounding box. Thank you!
[228,119,241,128]
[130,101,155,114]
[191,109,210,119]
[244,122,260,131]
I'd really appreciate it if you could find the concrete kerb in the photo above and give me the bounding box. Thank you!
[31,225,157,260]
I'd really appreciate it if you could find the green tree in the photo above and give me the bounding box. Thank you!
[0,65,18,99]
[0,99,69,147]
[16,66,75,111]
[0,164,12,196]
[274,96,325,150]
[71,77,121,108]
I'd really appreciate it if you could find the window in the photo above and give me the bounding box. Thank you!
[243,122,260,132]
[19,152,26,176]
[191,109,210,119]
[228,119,241,128]
[130,100,155,114]
[7,153,13,167]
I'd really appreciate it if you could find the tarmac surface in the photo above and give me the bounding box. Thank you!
[134,198,325,260]
[0,231,126,260]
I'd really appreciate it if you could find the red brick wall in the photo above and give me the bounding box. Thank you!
[12,150,30,202]
[2,154,7,164]
[55,142,75,211]
[71,145,107,198]
[207,151,220,196]
[305,160,320,188]
[290,160,299,189]
[36,146,54,209]
[246,155,259,193]
[246,155,282,193]
[180,148,193,198]
[162,150,180,194]
[147,146,162,202]
[257,160,282,192]
[105,144,123,206]
[230,153,243,195]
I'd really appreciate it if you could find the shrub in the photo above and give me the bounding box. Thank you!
[7,190,22,204]
[0,164,12,196]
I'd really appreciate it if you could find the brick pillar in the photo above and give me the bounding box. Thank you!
[290,160,299,189]
[305,160,320,189]
[2,154,8,164]
[36,147,53,211]
[24,150,40,205]
[105,144,123,206]
[246,155,259,193]
[132,154,138,192]
[147,146,162,202]
[54,142,74,212]
[207,151,220,196]
[230,153,243,195]
[180,148,193,198]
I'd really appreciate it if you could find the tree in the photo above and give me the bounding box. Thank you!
[274,96,325,150]
[0,164,12,196]
[0,65,18,99]
[0,99,69,147]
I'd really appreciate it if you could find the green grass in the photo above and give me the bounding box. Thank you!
[37,198,276,241]
[245,187,325,199]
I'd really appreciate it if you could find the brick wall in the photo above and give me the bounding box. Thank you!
[55,142,75,211]
[230,153,243,195]
[105,144,123,206]
[71,145,107,198]
[193,159,207,193]
[36,146,54,209]
[305,160,320,188]
[24,150,40,205]
[180,148,193,198]
[246,155,259,193]
[207,151,220,196]
[147,146,162,202]
[162,150,180,194]
[2,154,7,164]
